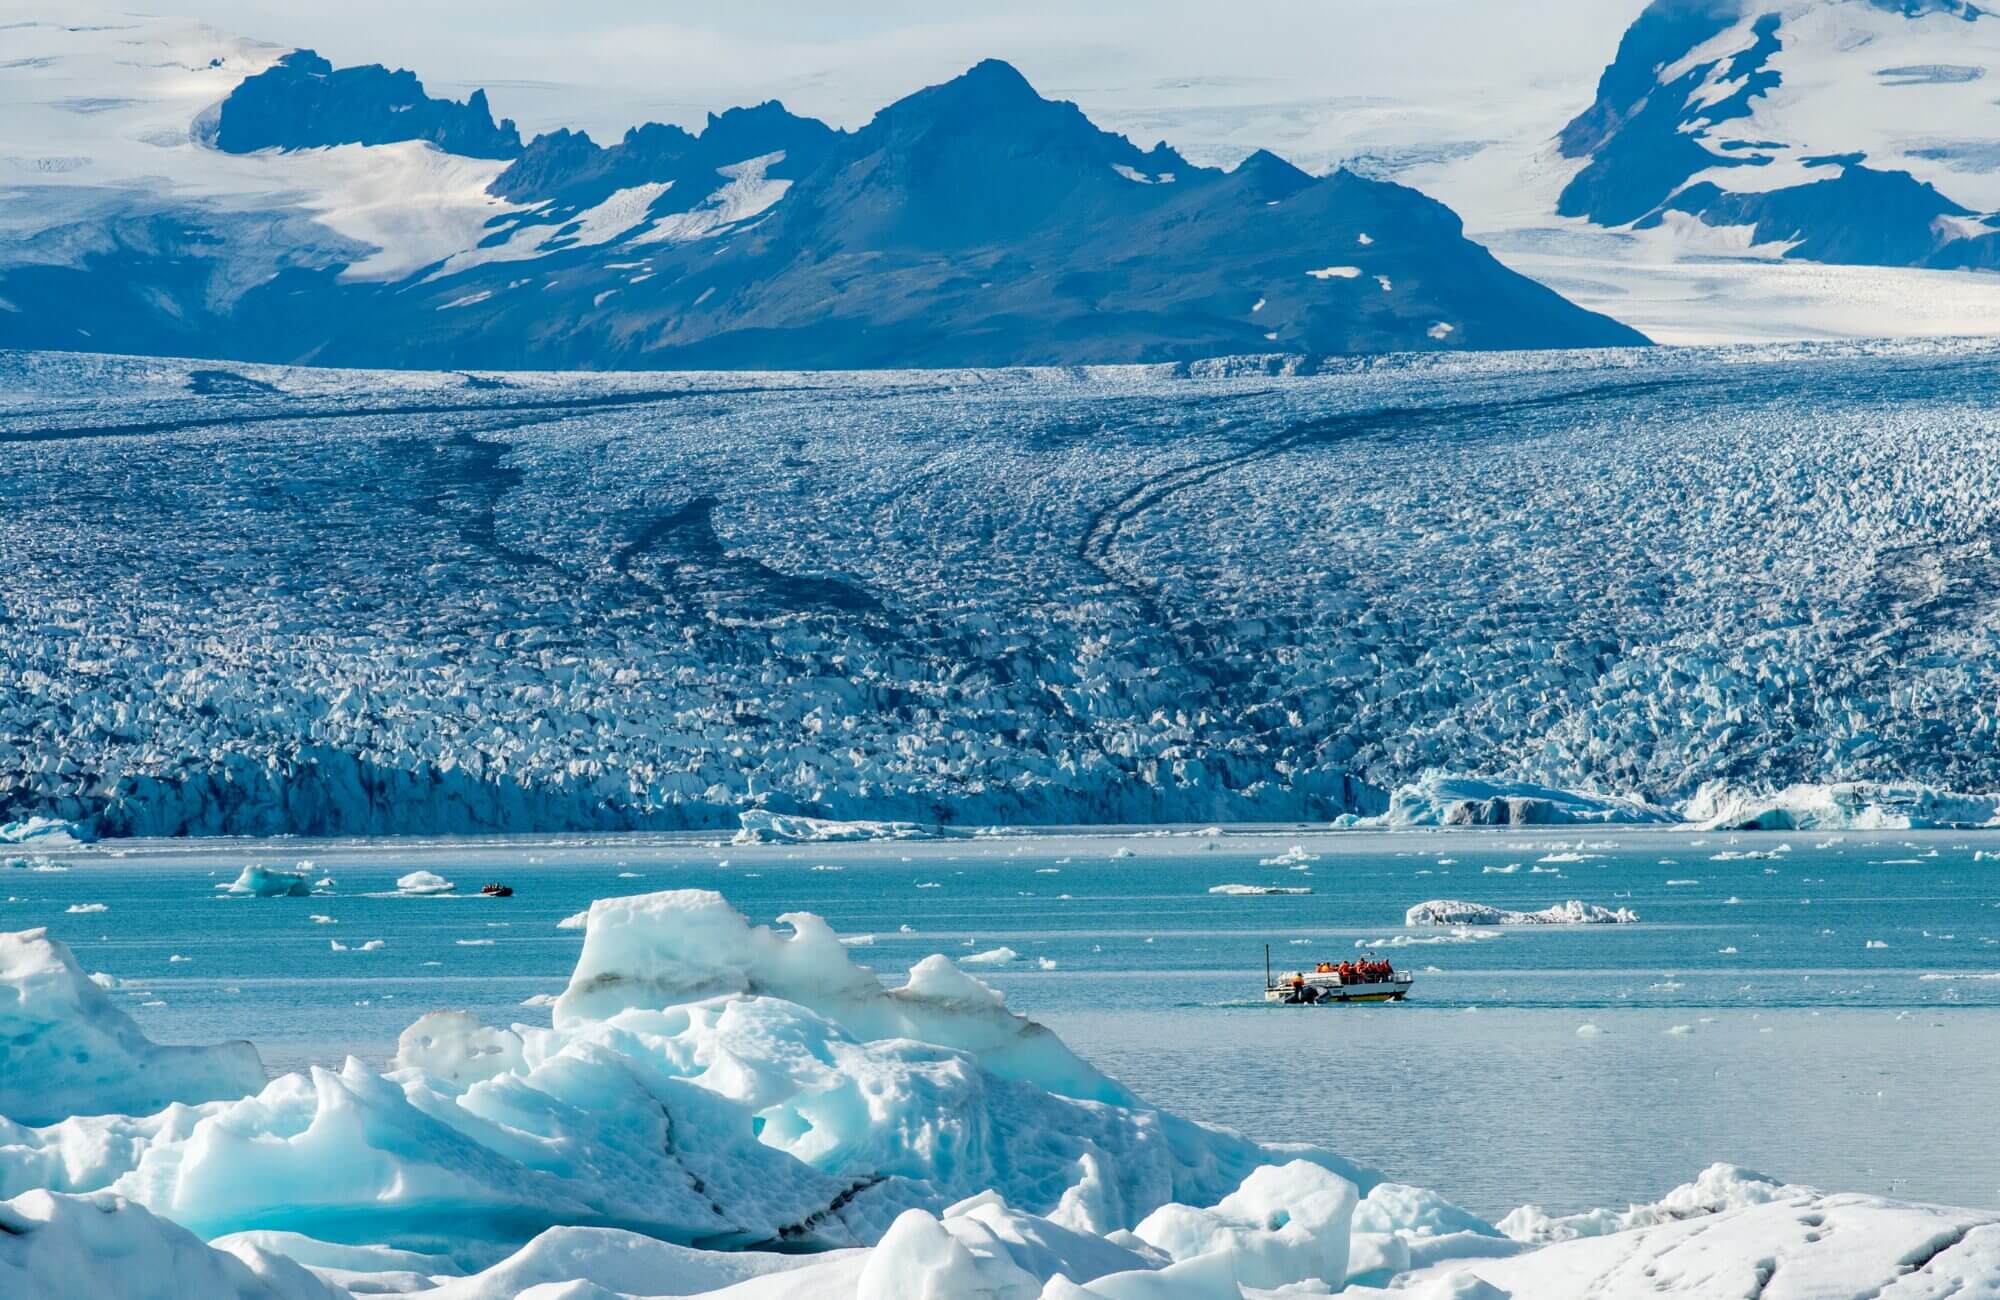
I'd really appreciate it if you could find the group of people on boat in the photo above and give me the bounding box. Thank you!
[1312,958,1396,984]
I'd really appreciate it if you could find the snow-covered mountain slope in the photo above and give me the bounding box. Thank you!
[1053,0,2000,346]
[1559,0,2000,268]
[7,340,2000,837]
[0,10,1642,368]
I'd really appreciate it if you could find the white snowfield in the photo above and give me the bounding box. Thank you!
[12,343,2000,838]
[3,891,1997,1299]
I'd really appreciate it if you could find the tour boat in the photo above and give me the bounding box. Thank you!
[1264,946,1414,1004]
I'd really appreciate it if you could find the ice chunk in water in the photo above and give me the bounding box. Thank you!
[0,928,264,1125]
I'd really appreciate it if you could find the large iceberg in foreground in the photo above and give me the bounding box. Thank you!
[1357,775,1672,829]
[5,891,1998,1298]
[0,891,1376,1258]
[1405,900,1639,927]
[0,928,266,1126]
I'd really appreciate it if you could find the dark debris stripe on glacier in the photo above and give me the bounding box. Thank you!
[3,342,1999,837]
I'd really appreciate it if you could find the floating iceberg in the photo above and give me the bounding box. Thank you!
[1209,884,1313,896]
[1365,775,1673,829]
[393,870,454,895]
[0,816,92,847]
[1405,899,1640,927]
[0,928,265,1125]
[215,866,313,898]
[731,810,944,845]
[1685,780,2000,831]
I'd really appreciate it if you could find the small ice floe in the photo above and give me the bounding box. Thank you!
[557,910,588,931]
[1725,896,1743,905]
[810,864,844,873]
[1719,946,1739,954]
[616,871,642,879]
[168,954,190,963]
[1209,884,1312,896]
[960,947,1019,966]
[1483,864,1520,875]
[330,939,384,952]
[1363,926,1503,947]
[1306,264,1362,280]
[1035,868,1061,874]
[1259,846,1319,867]
[1036,957,1058,970]
[1666,1024,1694,1035]
[395,871,454,896]
[1111,847,1135,859]
[455,939,495,947]
[65,903,107,914]
[140,999,166,1008]
[898,924,916,934]
[840,935,874,947]
[1575,1023,1604,1038]
[313,877,334,888]
[916,881,942,889]
[1666,879,1700,886]
[520,992,558,1007]
[1867,939,1890,949]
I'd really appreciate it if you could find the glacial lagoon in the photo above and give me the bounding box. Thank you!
[15,825,1998,1220]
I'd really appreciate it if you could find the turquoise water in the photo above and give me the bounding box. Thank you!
[9,826,2000,1218]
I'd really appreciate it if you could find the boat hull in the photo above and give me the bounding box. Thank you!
[1265,976,1413,1005]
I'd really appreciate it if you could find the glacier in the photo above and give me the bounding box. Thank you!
[4,889,1998,1298]
[11,342,2000,838]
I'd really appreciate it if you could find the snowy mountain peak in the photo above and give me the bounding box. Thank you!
[213,47,523,159]
[0,12,1643,366]
[1559,0,2000,268]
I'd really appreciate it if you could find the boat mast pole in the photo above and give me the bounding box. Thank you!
[1264,943,1271,990]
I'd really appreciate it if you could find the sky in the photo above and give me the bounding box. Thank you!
[146,1,1648,171]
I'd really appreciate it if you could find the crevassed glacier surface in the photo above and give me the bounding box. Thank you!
[8,341,2000,836]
